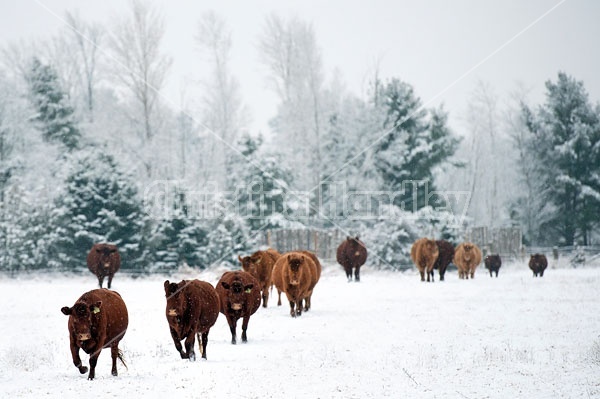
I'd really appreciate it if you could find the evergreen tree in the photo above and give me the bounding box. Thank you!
[26,58,81,150]
[374,79,459,211]
[522,72,600,245]
[49,150,148,271]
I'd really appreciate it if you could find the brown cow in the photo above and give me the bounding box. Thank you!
[453,242,482,279]
[432,240,454,281]
[271,250,321,310]
[60,289,128,380]
[529,254,548,277]
[336,236,368,282]
[410,238,440,282]
[87,243,121,289]
[216,271,262,344]
[274,251,319,317]
[484,254,502,277]
[238,248,281,307]
[164,279,220,361]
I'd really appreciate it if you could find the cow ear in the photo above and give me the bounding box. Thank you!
[347,236,351,241]
[238,255,243,263]
[164,280,170,295]
[89,301,102,314]
[255,257,262,265]
[300,255,305,262]
[221,282,230,290]
[61,306,72,315]
[95,247,101,253]
[244,284,253,293]
[355,235,360,241]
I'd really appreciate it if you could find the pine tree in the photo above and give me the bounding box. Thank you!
[374,79,460,212]
[522,72,600,245]
[49,150,148,271]
[26,58,81,150]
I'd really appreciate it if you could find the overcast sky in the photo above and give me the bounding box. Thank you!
[1,0,599,135]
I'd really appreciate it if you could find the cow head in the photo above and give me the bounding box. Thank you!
[164,280,186,337]
[220,277,254,311]
[238,254,261,275]
[61,301,102,343]
[95,244,118,269]
[462,243,474,261]
[425,239,439,259]
[287,254,305,286]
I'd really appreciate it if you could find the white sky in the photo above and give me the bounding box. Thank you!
[1,0,599,136]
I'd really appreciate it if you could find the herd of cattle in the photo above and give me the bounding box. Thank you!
[63,237,548,380]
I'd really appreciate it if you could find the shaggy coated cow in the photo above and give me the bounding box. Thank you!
[432,240,454,281]
[273,251,319,317]
[336,236,368,282]
[238,248,281,307]
[61,289,128,380]
[164,279,220,361]
[453,242,482,279]
[216,271,262,344]
[87,243,121,289]
[410,238,440,282]
[529,254,548,277]
[484,254,502,277]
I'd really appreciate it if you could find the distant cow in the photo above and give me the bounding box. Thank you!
[216,271,262,344]
[410,238,439,282]
[529,254,548,277]
[87,243,121,289]
[484,254,502,277]
[238,248,281,307]
[453,242,482,279]
[432,240,454,281]
[164,279,220,361]
[336,236,368,282]
[61,289,128,380]
[273,251,319,317]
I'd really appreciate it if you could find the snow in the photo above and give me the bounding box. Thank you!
[1,263,599,398]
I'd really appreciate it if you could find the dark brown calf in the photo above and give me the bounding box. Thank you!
[61,289,128,380]
[432,240,454,281]
[336,236,367,282]
[484,254,502,277]
[87,243,121,289]
[164,279,220,361]
[216,271,262,344]
[529,254,548,277]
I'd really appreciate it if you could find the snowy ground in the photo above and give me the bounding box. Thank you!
[0,262,599,399]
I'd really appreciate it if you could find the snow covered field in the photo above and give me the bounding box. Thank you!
[1,263,599,398]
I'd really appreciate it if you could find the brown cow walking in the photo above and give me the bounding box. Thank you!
[164,279,220,361]
[61,289,128,380]
[87,243,121,289]
[336,236,368,282]
[411,238,439,282]
[454,242,482,279]
[274,252,319,317]
[484,254,502,277]
[432,240,454,281]
[529,254,548,277]
[216,271,262,344]
[238,248,281,307]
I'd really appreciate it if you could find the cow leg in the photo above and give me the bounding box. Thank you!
[200,331,209,359]
[419,270,425,281]
[439,270,445,281]
[169,328,187,359]
[110,344,119,376]
[355,267,360,282]
[346,268,352,282]
[98,275,105,288]
[470,271,475,279]
[295,300,303,317]
[69,340,88,375]
[289,300,296,318]
[262,285,269,308]
[304,294,311,312]
[540,270,544,277]
[241,315,251,343]
[227,315,237,345]
[277,289,282,306]
[495,270,499,277]
[88,350,101,380]
[184,332,196,361]
[107,273,114,289]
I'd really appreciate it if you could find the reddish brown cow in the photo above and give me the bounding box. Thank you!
[215,271,262,344]
[274,251,319,317]
[432,240,454,281]
[484,254,502,277]
[410,238,440,282]
[238,248,281,307]
[164,279,220,361]
[336,236,368,282]
[453,242,482,279]
[87,243,121,289]
[61,289,128,380]
[529,254,548,277]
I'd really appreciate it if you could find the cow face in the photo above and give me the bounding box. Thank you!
[220,279,254,311]
[425,239,439,258]
[164,280,186,337]
[95,245,117,269]
[239,254,261,275]
[61,301,102,343]
[287,254,305,286]
[463,244,474,261]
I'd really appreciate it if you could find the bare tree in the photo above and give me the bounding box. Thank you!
[109,0,171,142]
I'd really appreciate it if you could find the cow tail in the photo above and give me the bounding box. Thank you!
[118,350,128,370]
